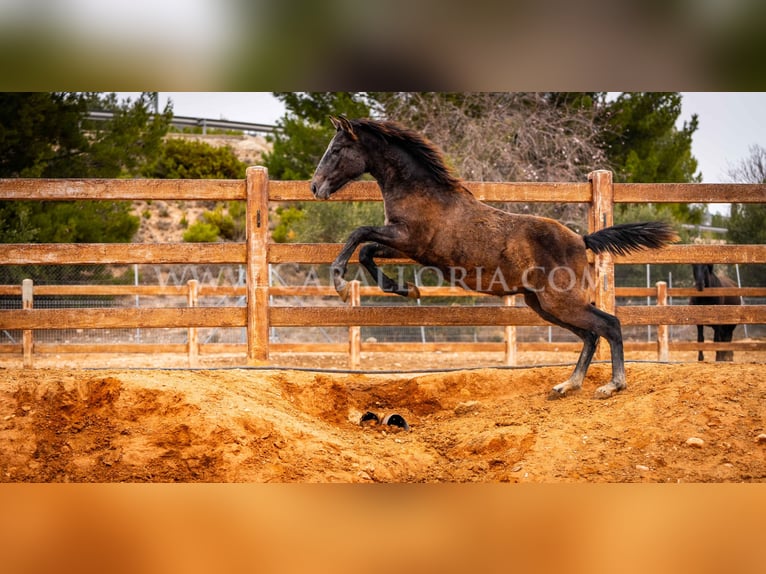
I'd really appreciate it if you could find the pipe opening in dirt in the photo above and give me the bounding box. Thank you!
[381,413,410,431]
[359,411,380,426]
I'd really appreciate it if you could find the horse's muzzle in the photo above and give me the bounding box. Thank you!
[310,180,331,200]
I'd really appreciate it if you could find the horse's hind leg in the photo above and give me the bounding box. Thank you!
[587,307,627,399]
[715,325,735,362]
[359,243,420,298]
[532,291,626,399]
[523,292,599,398]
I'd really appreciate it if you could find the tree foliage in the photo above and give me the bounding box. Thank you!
[184,200,247,243]
[0,91,171,179]
[265,92,704,243]
[725,144,766,285]
[81,92,172,178]
[600,92,703,225]
[147,138,247,179]
[0,92,88,178]
[0,92,173,244]
[147,138,249,243]
[374,92,607,183]
[599,93,700,184]
[372,92,612,232]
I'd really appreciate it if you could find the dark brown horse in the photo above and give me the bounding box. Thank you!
[690,264,741,362]
[311,116,678,398]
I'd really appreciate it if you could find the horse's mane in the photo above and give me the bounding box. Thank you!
[352,118,464,189]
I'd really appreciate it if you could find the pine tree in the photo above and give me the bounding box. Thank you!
[600,92,703,225]
[599,92,700,184]
[0,92,173,244]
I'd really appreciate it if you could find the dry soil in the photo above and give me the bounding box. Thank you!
[1,359,764,482]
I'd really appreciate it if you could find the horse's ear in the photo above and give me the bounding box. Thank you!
[330,114,356,139]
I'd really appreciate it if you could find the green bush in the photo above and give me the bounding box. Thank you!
[183,222,220,242]
[184,202,246,243]
[147,138,247,179]
[272,206,305,242]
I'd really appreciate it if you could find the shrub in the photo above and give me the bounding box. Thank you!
[183,222,220,242]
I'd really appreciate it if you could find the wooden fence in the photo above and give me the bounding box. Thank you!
[1,167,765,368]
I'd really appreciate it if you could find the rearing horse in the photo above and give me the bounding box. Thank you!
[690,264,741,362]
[311,116,678,398]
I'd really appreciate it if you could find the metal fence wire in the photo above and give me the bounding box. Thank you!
[1,262,764,348]
[0,264,248,346]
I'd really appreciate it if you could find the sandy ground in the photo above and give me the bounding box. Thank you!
[1,351,764,483]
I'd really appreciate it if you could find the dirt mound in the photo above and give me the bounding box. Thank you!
[0,363,764,482]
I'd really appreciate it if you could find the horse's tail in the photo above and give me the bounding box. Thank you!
[583,221,679,256]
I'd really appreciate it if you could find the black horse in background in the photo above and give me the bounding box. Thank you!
[690,264,742,362]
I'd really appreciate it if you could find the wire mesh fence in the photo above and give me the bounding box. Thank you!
[268,262,766,346]
[1,262,764,350]
[0,263,248,347]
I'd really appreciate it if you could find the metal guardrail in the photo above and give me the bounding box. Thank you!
[86,111,277,135]
[680,223,729,235]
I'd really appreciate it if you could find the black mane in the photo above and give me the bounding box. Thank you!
[351,118,463,189]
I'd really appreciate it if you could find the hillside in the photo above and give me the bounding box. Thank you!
[132,133,271,243]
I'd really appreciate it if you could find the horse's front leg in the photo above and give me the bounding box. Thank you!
[696,324,705,361]
[331,226,408,302]
[359,243,420,299]
[330,237,361,302]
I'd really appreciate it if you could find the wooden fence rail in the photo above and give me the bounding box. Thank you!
[4,279,766,367]
[1,168,765,368]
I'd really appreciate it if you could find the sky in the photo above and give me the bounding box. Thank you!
[120,91,766,187]
[677,92,766,182]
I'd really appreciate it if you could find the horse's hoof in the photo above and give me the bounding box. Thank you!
[406,282,421,299]
[594,382,625,399]
[547,381,580,400]
[336,280,350,303]
[547,388,566,401]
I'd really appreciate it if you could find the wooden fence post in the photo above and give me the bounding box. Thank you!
[22,279,33,368]
[589,170,615,361]
[504,294,517,366]
[246,166,271,365]
[348,280,361,368]
[187,279,199,367]
[656,281,669,362]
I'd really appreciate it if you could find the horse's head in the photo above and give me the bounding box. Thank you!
[693,264,714,291]
[310,115,367,200]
